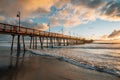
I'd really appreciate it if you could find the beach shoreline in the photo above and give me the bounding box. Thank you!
[0,47,120,80]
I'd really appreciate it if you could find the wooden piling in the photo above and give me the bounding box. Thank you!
[46,37,49,48]
[53,38,56,46]
[17,35,21,57]
[10,35,15,56]
[39,37,44,49]
[50,38,53,48]
[35,37,37,49]
[30,36,32,49]
[22,35,25,53]
[63,39,65,46]
[33,36,35,49]
[67,39,69,46]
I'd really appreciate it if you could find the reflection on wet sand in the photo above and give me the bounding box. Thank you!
[0,51,26,80]
[0,49,119,80]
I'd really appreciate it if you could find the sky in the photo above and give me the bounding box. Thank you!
[0,0,120,40]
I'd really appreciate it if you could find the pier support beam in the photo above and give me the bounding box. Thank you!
[39,37,44,49]
[46,37,49,48]
[50,38,53,48]
[17,35,21,57]
[11,35,15,56]
[35,37,37,49]
[33,36,35,49]
[53,38,56,46]
[63,39,65,46]
[30,36,33,49]
[67,39,69,46]
[22,35,25,54]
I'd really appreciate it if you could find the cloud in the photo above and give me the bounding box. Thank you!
[54,0,70,9]
[100,29,120,40]
[0,16,5,21]
[100,35,109,40]
[33,23,49,31]
[27,19,34,24]
[100,1,120,21]
[32,7,50,17]
[108,30,120,38]
[71,0,105,8]
[64,18,81,27]
[0,0,56,18]
[50,18,61,27]
[50,1,101,27]
[50,0,120,27]
[1,0,120,28]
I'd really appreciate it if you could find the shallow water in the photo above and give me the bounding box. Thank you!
[30,43,120,76]
[0,41,120,76]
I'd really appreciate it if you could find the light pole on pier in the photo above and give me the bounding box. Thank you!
[17,11,20,31]
[16,11,21,57]
[61,27,64,35]
[48,23,50,33]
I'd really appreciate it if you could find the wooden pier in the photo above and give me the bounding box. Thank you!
[0,23,92,56]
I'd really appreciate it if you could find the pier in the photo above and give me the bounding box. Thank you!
[0,23,92,56]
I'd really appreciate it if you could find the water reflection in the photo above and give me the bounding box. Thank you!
[0,52,26,80]
[0,43,120,79]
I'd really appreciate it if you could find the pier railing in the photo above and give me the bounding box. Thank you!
[0,23,78,39]
[0,22,93,57]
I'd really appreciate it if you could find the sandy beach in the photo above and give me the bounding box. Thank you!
[0,47,119,80]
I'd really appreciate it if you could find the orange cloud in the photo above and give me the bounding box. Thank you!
[1,0,120,28]
[50,18,61,27]
[54,0,70,9]
[100,29,120,40]
[0,0,56,18]
[64,18,81,27]
[51,3,98,27]
[0,16,5,21]
[108,30,120,39]
[100,14,120,22]
[50,0,120,27]
[33,23,49,31]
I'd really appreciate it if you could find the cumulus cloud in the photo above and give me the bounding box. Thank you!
[101,35,108,38]
[100,0,120,21]
[33,23,49,31]
[0,0,56,18]
[27,19,34,24]
[50,1,100,27]
[71,0,105,8]
[50,0,120,27]
[32,7,50,17]
[54,0,70,9]
[50,18,61,27]
[50,0,106,27]
[108,30,120,38]
[100,29,120,40]
[64,18,81,27]
[0,0,120,28]
[0,16,5,21]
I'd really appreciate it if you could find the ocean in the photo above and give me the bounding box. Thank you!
[30,42,120,77]
[0,41,120,77]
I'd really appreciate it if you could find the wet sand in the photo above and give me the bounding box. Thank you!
[0,47,120,80]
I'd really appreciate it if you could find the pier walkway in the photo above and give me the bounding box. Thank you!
[0,23,92,56]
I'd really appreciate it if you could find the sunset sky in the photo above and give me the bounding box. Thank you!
[0,0,120,39]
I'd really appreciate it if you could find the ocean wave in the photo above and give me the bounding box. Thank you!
[53,46,120,50]
[29,49,120,77]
